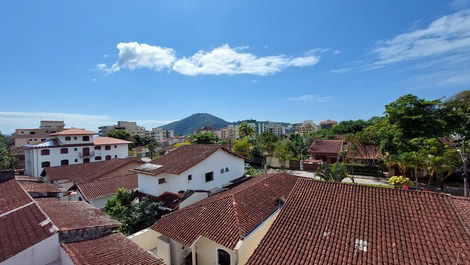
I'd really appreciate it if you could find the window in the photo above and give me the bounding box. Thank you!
[94,146,101,150]
[158,178,166,184]
[105,155,111,160]
[188,175,192,181]
[105,145,111,150]
[41,138,46,141]
[30,131,35,135]
[205,172,214,182]
[65,136,71,141]
[114,155,117,158]
[225,167,229,172]
[61,160,69,166]
[74,159,78,162]
[41,161,50,168]
[74,148,78,151]
[221,168,225,174]
[95,156,102,161]
[41,149,50,156]
[83,136,90,141]
[60,148,68,154]
[217,249,231,265]
[74,137,77,140]
[114,145,117,148]
[83,158,90,163]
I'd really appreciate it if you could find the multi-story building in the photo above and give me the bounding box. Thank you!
[319,119,337,129]
[98,121,146,137]
[296,120,317,135]
[24,128,131,177]
[194,126,222,139]
[221,126,238,140]
[148,128,174,142]
[265,123,286,137]
[12,120,66,147]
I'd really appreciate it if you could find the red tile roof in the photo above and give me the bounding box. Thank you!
[345,143,380,160]
[38,201,120,231]
[0,203,56,263]
[246,179,470,265]
[77,173,138,201]
[0,178,33,214]
[310,139,344,155]
[93,136,133,145]
[18,180,62,194]
[49,128,96,136]
[134,144,244,176]
[152,173,299,249]
[44,157,143,183]
[61,233,165,265]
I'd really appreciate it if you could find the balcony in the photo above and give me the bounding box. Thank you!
[79,151,95,157]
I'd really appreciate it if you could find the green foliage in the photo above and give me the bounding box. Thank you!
[191,132,218,144]
[238,122,256,138]
[317,163,351,182]
[135,135,157,147]
[284,134,308,160]
[244,165,263,176]
[388,176,413,188]
[274,141,293,168]
[331,119,371,135]
[107,130,132,141]
[232,137,251,157]
[257,132,278,156]
[0,136,14,170]
[175,140,191,148]
[442,90,470,139]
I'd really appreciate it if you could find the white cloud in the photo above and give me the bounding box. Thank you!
[371,9,470,68]
[287,94,333,103]
[0,112,174,134]
[97,42,176,73]
[330,67,352,74]
[99,43,319,76]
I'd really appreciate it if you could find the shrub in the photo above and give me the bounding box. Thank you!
[388,175,413,188]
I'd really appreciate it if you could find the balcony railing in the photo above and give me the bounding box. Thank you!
[79,151,95,157]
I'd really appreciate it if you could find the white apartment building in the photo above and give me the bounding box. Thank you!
[148,128,175,142]
[265,123,286,137]
[24,128,131,177]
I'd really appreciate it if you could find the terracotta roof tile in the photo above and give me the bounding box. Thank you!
[77,173,138,201]
[310,140,344,155]
[44,157,143,183]
[38,201,120,231]
[246,179,470,265]
[61,233,165,265]
[345,143,381,160]
[152,173,299,249]
[18,180,62,194]
[134,144,244,176]
[0,178,33,214]
[93,136,133,145]
[49,128,96,136]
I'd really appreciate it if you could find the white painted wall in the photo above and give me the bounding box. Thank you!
[1,234,60,265]
[59,246,74,265]
[138,149,244,197]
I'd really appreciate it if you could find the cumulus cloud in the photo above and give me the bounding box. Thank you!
[287,94,332,103]
[371,9,470,68]
[98,42,176,73]
[98,43,319,76]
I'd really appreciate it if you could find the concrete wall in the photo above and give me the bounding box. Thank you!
[138,149,244,197]
[59,246,74,265]
[129,229,172,265]
[237,210,280,265]
[170,239,191,265]
[193,236,237,265]
[1,234,60,265]
[179,192,209,209]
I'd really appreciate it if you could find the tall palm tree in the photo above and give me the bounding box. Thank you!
[238,122,256,138]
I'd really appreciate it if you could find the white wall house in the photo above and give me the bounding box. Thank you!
[135,145,245,198]
[25,128,131,177]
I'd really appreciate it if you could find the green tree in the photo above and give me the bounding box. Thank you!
[316,163,351,182]
[238,122,256,138]
[232,137,251,157]
[331,119,371,135]
[274,141,293,171]
[191,133,218,144]
[257,132,279,174]
[285,134,308,160]
[107,129,132,141]
[0,135,14,170]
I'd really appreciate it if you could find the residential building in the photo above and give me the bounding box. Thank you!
[42,157,143,193]
[16,176,63,199]
[344,143,381,164]
[12,120,66,147]
[98,121,146,137]
[133,144,245,198]
[131,146,151,158]
[0,172,165,265]
[246,178,470,265]
[24,128,132,177]
[296,120,317,135]
[309,139,344,164]
[221,127,238,140]
[319,119,337,129]
[265,123,286,137]
[194,126,222,139]
[131,173,299,265]
[149,128,175,142]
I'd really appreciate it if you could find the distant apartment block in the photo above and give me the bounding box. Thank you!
[319,119,337,129]
[24,128,131,177]
[98,121,146,137]
[148,128,174,142]
[221,126,238,140]
[12,120,66,147]
[265,123,286,137]
[194,126,222,138]
[296,120,317,135]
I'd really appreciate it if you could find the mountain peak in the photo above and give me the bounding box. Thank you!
[160,113,229,135]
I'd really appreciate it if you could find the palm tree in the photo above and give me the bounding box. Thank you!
[257,132,279,174]
[238,122,256,138]
[316,163,351,182]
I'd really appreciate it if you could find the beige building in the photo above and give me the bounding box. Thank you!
[296,120,317,135]
[148,128,175,142]
[12,120,66,147]
[319,119,337,129]
[194,126,222,139]
[99,121,146,137]
[221,127,238,140]
[130,173,299,265]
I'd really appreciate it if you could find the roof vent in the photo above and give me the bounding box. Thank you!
[355,239,368,252]
[136,163,162,172]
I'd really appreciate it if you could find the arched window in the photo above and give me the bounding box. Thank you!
[217,249,231,265]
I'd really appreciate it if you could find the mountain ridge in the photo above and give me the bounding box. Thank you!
[159,113,229,135]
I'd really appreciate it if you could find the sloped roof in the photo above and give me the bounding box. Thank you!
[93,136,133,145]
[134,144,244,176]
[38,201,120,231]
[345,143,380,160]
[18,180,62,194]
[61,233,165,265]
[77,173,138,201]
[44,157,143,183]
[246,179,470,265]
[0,178,33,214]
[152,173,299,249]
[49,128,96,136]
[310,139,344,155]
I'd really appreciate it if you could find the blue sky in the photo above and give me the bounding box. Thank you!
[1,0,469,133]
